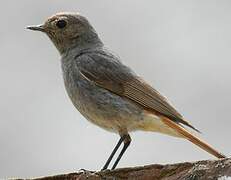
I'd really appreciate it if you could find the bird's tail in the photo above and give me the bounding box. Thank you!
[162,117,226,159]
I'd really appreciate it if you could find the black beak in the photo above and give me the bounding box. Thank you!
[26,24,45,32]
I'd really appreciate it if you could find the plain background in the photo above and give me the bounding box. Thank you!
[0,0,230,178]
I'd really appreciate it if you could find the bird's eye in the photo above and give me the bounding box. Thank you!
[56,20,67,29]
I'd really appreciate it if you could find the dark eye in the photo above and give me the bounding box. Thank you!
[56,20,67,29]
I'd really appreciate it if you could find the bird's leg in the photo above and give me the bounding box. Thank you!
[101,135,126,170]
[111,134,131,170]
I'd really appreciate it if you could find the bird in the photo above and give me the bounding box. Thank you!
[27,12,226,170]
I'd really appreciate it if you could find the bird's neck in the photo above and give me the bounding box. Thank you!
[61,33,103,65]
[60,30,103,54]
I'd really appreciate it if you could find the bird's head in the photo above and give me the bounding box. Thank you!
[27,12,102,54]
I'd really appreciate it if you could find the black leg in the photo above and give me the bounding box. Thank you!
[101,135,126,170]
[111,134,131,170]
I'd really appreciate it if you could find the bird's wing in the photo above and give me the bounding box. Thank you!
[75,51,199,132]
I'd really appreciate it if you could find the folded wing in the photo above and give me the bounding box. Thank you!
[76,50,199,132]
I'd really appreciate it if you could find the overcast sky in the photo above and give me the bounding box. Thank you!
[0,0,231,178]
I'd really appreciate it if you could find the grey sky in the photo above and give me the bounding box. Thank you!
[0,0,230,178]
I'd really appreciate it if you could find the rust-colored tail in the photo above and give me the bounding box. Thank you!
[162,117,226,158]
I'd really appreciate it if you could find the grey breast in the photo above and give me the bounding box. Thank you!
[60,48,143,131]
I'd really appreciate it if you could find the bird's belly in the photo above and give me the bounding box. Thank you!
[64,75,144,133]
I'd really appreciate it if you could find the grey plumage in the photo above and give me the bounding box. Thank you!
[62,47,145,134]
[27,12,226,170]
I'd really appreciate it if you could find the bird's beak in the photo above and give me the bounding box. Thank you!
[26,24,45,32]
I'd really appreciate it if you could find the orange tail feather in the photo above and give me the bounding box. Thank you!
[162,117,226,159]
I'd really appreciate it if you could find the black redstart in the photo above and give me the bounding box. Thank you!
[27,12,226,170]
